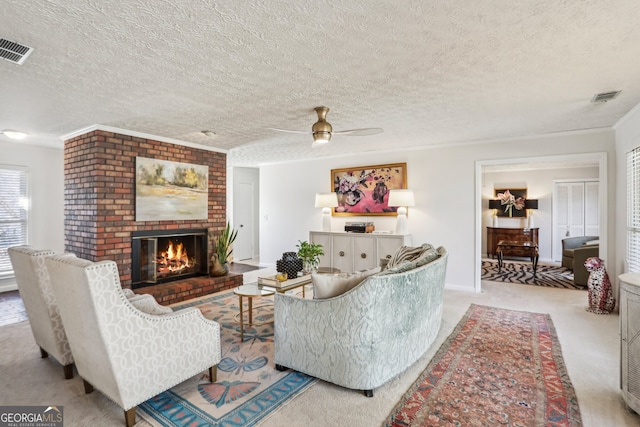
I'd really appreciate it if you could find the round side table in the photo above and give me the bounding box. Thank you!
[233,285,275,342]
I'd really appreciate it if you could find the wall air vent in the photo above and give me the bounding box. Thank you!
[591,91,621,103]
[0,38,34,65]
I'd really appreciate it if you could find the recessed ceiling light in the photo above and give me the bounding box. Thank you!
[2,130,27,140]
[201,130,216,137]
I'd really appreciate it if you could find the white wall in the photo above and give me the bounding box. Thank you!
[260,129,616,292]
[1,141,64,291]
[482,166,599,261]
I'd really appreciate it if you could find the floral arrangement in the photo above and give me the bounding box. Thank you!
[497,189,525,217]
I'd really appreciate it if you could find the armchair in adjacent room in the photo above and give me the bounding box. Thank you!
[561,236,599,287]
[45,254,221,427]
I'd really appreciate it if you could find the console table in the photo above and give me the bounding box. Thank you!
[487,227,539,258]
[309,231,412,273]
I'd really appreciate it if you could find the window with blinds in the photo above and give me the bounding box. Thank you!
[0,166,28,275]
[628,147,640,272]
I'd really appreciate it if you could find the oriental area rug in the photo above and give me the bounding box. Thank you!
[385,304,582,427]
[138,290,316,426]
[482,259,580,290]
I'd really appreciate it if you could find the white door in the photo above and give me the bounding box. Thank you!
[310,232,332,269]
[234,182,254,261]
[353,236,376,271]
[552,180,599,261]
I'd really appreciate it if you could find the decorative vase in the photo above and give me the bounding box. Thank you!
[302,260,317,275]
[210,256,229,277]
[276,252,303,278]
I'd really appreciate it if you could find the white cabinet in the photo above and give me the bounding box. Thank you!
[310,231,412,273]
[619,273,640,415]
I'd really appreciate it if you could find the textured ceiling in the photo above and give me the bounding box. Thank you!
[1,0,640,167]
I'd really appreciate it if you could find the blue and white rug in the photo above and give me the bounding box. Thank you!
[138,289,316,426]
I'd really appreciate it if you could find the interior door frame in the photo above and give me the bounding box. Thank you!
[474,152,608,293]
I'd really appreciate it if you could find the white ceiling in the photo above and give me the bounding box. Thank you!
[1,0,639,167]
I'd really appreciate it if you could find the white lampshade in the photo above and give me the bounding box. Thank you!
[388,189,415,235]
[387,189,415,208]
[315,192,339,208]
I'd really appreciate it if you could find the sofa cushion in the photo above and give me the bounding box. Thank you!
[378,246,440,276]
[312,267,380,299]
[385,244,434,269]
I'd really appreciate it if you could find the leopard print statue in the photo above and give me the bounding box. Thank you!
[583,257,615,314]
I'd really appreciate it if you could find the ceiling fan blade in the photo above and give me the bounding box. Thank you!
[333,128,384,136]
[269,128,312,134]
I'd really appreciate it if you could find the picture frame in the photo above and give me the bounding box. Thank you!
[494,188,527,218]
[135,157,209,221]
[331,163,407,216]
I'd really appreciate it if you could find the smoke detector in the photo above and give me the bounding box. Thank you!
[591,91,621,103]
[0,38,34,65]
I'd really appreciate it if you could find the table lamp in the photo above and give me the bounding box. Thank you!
[488,199,501,227]
[315,192,339,231]
[388,189,415,234]
[525,199,539,228]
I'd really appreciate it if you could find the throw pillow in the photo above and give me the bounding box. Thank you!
[386,244,434,269]
[312,267,380,299]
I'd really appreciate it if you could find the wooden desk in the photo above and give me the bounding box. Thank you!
[497,241,539,276]
[487,227,539,258]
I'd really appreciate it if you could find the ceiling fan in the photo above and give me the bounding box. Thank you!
[270,106,383,147]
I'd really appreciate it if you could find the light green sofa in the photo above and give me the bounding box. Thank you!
[274,246,448,397]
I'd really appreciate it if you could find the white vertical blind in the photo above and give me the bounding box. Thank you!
[0,166,28,274]
[627,147,640,272]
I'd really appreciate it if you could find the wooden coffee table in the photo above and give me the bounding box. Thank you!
[497,240,539,277]
[233,284,275,342]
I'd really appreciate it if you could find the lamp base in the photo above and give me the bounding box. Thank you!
[322,207,332,232]
[395,206,408,235]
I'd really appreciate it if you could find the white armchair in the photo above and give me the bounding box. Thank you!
[45,254,221,427]
[8,246,74,379]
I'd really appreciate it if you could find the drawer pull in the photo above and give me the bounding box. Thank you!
[386,254,392,259]
[361,253,367,259]
[339,251,345,257]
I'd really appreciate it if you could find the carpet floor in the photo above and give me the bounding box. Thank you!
[385,304,582,426]
[481,259,581,290]
[138,289,316,426]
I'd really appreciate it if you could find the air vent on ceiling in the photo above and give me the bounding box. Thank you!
[591,91,621,103]
[0,38,34,65]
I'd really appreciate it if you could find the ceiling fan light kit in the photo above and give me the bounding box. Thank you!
[271,105,383,145]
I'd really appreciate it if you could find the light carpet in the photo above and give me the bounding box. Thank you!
[482,259,580,290]
[138,289,316,426]
[385,304,582,426]
[0,281,637,426]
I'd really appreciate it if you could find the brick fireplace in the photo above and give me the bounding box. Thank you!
[63,129,242,304]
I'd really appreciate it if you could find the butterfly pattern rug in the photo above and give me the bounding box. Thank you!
[138,289,316,426]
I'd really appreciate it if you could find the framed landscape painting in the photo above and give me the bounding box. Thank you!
[331,163,407,216]
[135,157,209,221]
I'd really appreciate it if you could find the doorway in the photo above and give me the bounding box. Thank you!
[475,153,607,293]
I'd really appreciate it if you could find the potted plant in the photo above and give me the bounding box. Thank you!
[296,240,324,273]
[210,222,238,276]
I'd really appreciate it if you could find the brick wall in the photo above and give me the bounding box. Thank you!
[63,129,239,302]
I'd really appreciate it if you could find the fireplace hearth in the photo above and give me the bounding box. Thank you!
[132,229,208,289]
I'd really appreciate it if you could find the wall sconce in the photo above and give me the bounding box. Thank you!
[315,192,339,231]
[525,199,539,228]
[388,189,415,235]
[488,199,501,227]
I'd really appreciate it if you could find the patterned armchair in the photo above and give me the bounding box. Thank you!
[8,246,74,379]
[45,254,221,427]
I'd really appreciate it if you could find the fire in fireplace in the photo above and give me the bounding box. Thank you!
[131,229,208,288]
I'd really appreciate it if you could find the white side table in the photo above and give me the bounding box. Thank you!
[233,285,275,342]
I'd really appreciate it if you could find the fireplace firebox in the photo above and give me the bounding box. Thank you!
[131,229,208,289]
